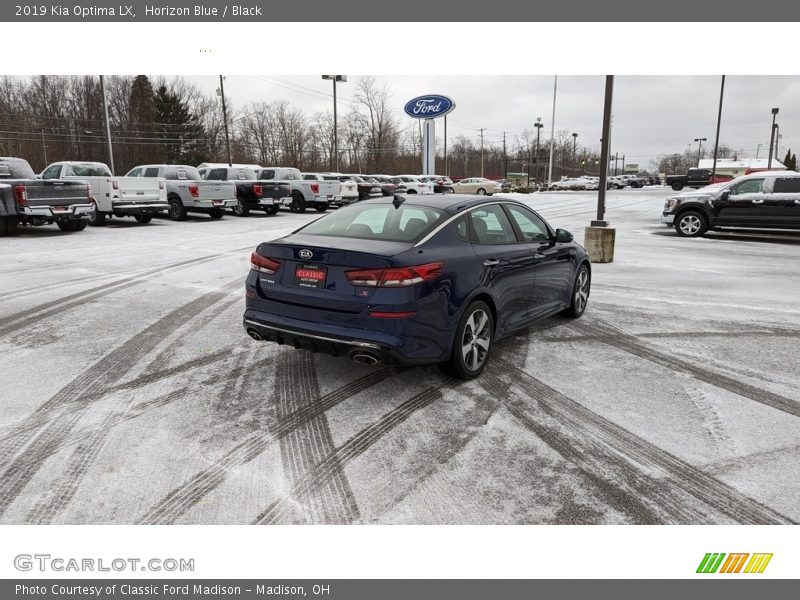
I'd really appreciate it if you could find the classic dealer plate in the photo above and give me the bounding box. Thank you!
[294,263,327,289]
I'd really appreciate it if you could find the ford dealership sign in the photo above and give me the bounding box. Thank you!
[404,95,456,119]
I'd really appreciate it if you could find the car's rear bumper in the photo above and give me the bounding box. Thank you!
[243,314,435,366]
[111,201,169,214]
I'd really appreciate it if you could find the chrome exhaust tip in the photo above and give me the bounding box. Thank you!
[350,352,381,366]
[247,328,264,341]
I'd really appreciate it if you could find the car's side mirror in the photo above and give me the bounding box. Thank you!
[555,228,573,243]
[720,190,730,200]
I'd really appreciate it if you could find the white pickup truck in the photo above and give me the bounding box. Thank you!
[255,167,340,213]
[40,161,168,225]
[126,164,237,220]
[302,173,359,207]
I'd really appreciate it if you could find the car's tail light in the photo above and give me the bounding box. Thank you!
[253,184,263,197]
[369,311,417,319]
[250,252,281,275]
[13,185,27,207]
[111,179,119,190]
[188,184,200,198]
[310,183,320,194]
[346,262,443,287]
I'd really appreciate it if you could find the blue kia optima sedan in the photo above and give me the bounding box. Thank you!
[243,195,591,379]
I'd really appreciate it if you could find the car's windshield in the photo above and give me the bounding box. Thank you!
[298,203,446,243]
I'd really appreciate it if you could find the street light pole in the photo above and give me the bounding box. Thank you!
[322,75,347,172]
[477,128,486,177]
[572,132,578,176]
[711,75,725,182]
[444,115,448,176]
[534,117,543,188]
[99,75,115,175]
[595,75,614,227]
[694,137,707,165]
[768,107,779,169]
[548,75,557,185]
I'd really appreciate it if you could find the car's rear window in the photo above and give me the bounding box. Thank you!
[70,164,112,177]
[298,203,446,242]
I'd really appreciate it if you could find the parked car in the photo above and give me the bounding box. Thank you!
[198,162,263,176]
[665,168,718,191]
[419,175,454,194]
[606,176,628,190]
[126,164,237,220]
[619,174,645,188]
[40,161,167,225]
[451,177,501,196]
[1,157,93,235]
[661,171,800,237]
[243,195,589,379]
[549,178,588,191]
[303,173,358,207]
[338,175,383,200]
[366,174,401,196]
[203,166,289,216]
[256,167,338,213]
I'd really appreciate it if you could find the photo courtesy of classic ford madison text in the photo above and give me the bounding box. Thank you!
[0,75,798,525]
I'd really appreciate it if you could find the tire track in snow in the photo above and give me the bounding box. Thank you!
[138,368,394,524]
[493,357,793,524]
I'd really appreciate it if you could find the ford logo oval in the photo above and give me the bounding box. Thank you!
[299,249,313,259]
[404,94,456,119]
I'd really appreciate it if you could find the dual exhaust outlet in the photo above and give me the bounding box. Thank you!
[246,328,383,365]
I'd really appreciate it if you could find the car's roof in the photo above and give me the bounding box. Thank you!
[356,193,520,215]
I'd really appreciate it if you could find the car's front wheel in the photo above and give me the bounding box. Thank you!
[476,188,486,195]
[232,200,250,216]
[675,210,707,237]
[562,264,591,318]
[314,203,329,212]
[440,301,494,380]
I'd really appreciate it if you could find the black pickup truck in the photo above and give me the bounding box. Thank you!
[203,166,290,216]
[664,168,733,191]
[0,157,93,235]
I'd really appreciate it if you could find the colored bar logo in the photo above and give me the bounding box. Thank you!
[697,553,773,574]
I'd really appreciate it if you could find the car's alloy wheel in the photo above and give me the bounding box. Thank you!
[88,204,105,226]
[675,211,707,237]
[232,200,249,216]
[440,301,494,380]
[476,188,486,195]
[168,199,186,221]
[563,264,591,318]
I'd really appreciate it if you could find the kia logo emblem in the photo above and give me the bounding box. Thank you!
[299,249,313,259]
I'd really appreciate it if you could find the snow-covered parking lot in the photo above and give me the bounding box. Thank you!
[1,187,798,524]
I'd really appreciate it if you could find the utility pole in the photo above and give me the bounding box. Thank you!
[711,75,725,182]
[322,75,347,171]
[41,128,47,167]
[585,75,616,264]
[548,75,557,184]
[621,154,625,173]
[502,131,508,181]
[768,107,779,169]
[218,75,232,167]
[100,75,114,175]
[478,128,486,177]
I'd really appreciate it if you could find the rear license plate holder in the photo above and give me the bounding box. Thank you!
[295,263,327,289]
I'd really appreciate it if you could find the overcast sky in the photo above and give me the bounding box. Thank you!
[186,75,798,169]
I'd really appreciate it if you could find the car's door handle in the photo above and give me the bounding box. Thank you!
[482,259,500,267]
[752,199,764,204]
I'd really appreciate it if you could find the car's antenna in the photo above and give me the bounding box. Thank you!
[392,194,405,209]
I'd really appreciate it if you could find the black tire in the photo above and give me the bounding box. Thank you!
[168,198,187,221]
[439,300,494,380]
[88,206,106,226]
[73,220,87,231]
[562,263,591,318]
[57,220,78,232]
[674,210,708,237]
[314,203,329,213]
[290,194,306,213]
[263,206,279,215]
[210,209,224,219]
[232,199,250,217]
[135,215,152,224]
[671,181,684,191]
[1,216,18,236]
[476,188,486,195]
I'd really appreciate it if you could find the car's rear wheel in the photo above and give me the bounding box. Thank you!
[562,264,591,318]
[476,188,486,195]
[168,198,187,221]
[675,210,707,237]
[314,203,329,212]
[88,205,105,226]
[210,209,224,219]
[57,220,79,232]
[290,194,306,213]
[440,301,494,380]
[671,181,684,191]
[135,215,152,224]
[0,216,18,236]
[232,200,250,216]
[263,205,279,215]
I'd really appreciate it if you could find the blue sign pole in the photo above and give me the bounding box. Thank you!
[404,95,456,177]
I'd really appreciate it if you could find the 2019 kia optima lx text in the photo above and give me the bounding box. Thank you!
[243,195,591,379]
